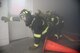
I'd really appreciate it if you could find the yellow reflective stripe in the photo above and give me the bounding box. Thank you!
[34,34,41,38]
[42,26,49,35]
[51,18,54,21]
[54,34,59,39]
[23,12,25,14]
[10,17,13,21]
[34,43,39,47]
[25,11,28,13]
[56,16,59,25]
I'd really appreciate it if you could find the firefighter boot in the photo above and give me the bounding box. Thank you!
[29,46,38,50]
[29,44,39,50]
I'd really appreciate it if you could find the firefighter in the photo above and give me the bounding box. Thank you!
[45,11,64,39]
[20,9,49,50]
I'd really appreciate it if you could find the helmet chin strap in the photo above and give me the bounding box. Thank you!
[29,17,35,27]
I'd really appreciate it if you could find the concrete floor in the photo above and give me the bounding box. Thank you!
[0,38,43,53]
[0,34,80,53]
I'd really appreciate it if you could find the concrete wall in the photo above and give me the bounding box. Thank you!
[78,0,80,33]
[0,0,9,46]
[33,0,79,33]
[9,21,33,41]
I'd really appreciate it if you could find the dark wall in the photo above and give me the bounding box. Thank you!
[33,0,79,33]
[78,0,80,33]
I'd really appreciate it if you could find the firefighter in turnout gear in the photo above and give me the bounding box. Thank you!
[20,9,48,49]
[45,11,64,39]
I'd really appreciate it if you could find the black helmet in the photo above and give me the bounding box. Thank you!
[20,9,29,14]
[20,9,31,19]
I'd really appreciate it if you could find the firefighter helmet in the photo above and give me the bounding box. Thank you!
[20,9,31,21]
